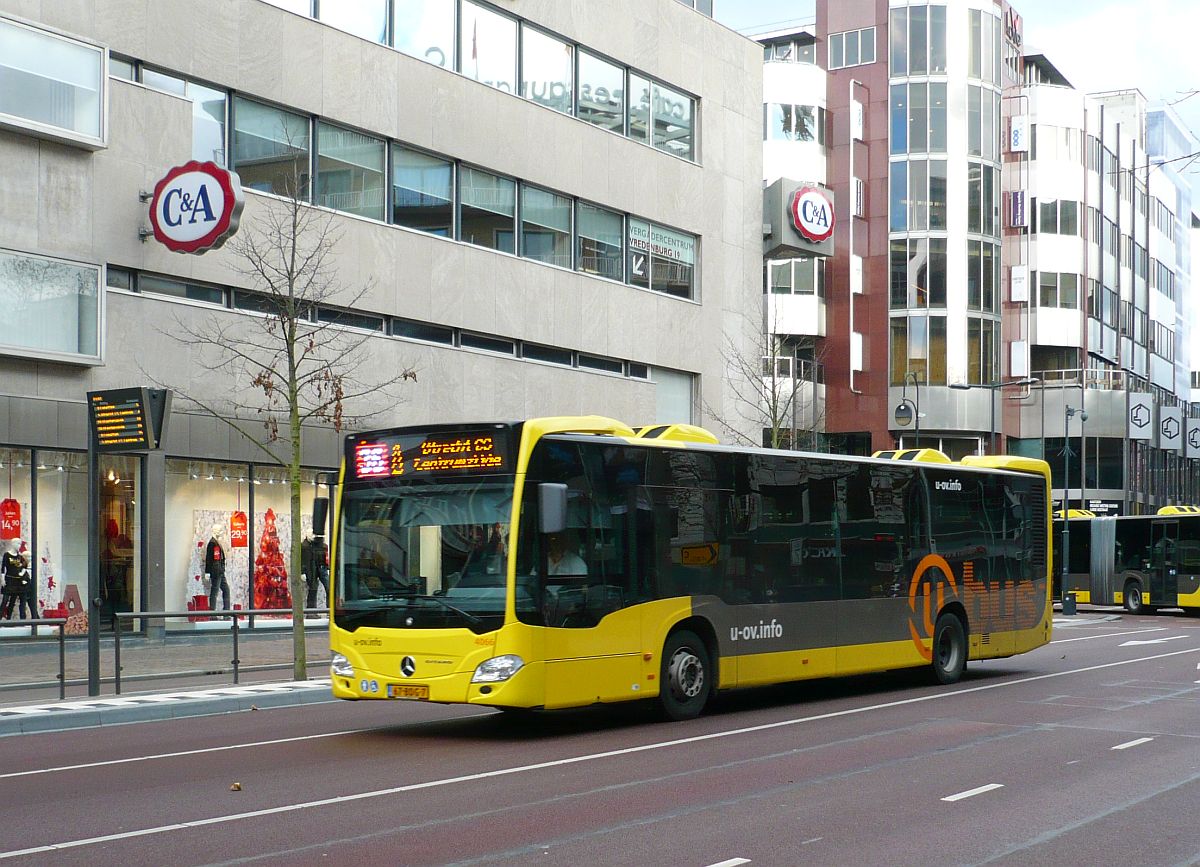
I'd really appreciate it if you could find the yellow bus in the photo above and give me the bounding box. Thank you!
[329,416,1052,719]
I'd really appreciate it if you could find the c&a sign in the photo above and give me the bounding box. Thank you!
[789,186,835,244]
[148,161,244,254]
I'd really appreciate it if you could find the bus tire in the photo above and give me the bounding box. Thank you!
[931,613,967,685]
[1123,581,1145,614]
[659,629,711,721]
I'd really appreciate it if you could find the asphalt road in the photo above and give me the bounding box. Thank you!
[2,612,1199,866]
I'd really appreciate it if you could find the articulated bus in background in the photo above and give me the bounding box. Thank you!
[1055,507,1200,615]
[328,417,1053,720]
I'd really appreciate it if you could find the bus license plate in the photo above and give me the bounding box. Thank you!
[387,684,429,700]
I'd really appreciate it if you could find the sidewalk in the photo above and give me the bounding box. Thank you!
[0,623,337,736]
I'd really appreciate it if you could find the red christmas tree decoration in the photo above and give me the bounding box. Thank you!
[254,508,291,611]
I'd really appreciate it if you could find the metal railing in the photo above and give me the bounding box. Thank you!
[0,618,70,699]
[112,608,330,695]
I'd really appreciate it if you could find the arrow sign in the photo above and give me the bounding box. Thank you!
[1119,636,1187,647]
[632,254,646,277]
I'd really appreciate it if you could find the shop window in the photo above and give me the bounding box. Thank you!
[167,460,251,615]
[0,15,106,148]
[232,98,310,198]
[0,449,34,614]
[0,249,100,363]
[394,0,454,68]
[35,452,90,622]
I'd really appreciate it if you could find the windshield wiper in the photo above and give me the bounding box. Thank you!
[375,591,484,626]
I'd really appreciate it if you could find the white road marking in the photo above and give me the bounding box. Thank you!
[1112,737,1154,751]
[1052,628,1167,644]
[941,783,1004,802]
[4,645,1200,860]
[1119,636,1187,647]
[705,859,751,867]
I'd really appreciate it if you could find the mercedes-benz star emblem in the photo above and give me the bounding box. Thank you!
[400,656,416,678]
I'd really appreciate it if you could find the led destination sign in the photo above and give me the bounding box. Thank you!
[351,430,510,480]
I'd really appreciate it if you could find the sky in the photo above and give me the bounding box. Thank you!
[714,0,1200,145]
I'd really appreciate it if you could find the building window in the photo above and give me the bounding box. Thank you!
[520,184,571,267]
[318,0,388,44]
[139,274,225,306]
[889,239,944,309]
[577,202,623,280]
[768,257,825,296]
[459,166,515,253]
[889,162,907,232]
[393,0,454,68]
[890,315,946,385]
[577,50,624,133]
[628,220,696,299]
[392,318,454,345]
[651,81,694,159]
[967,318,998,384]
[0,15,105,147]
[1037,272,1079,309]
[232,98,311,198]
[140,68,229,164]
[765,104,825,144]
[829,27,876,70]
[0,249,100,362]
[460,1,517,94]
[391,145,453,235]
[316,122,385,220]
[520,24,572,114]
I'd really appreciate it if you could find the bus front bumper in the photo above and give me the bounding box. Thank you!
[330,659,545,709]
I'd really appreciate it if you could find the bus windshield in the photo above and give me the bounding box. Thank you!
[335,479,517,633]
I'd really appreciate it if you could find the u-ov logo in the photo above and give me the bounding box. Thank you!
[907,554,959,661]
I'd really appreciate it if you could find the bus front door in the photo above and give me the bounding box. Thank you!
[1150,520,1179,607]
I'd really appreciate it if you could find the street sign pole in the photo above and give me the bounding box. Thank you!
[87,436,100,695]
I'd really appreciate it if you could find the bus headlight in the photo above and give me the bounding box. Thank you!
[472,654,524,683]
[330,653,355,678]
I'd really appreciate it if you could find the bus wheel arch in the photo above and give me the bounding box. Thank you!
[1123,579,1146,614]
[658,618,716,721]
[931,606,968,685]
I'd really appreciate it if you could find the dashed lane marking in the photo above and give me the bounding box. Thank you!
[942,783,1004,802]
[0,680,331,719]
[1112,737,1154,751]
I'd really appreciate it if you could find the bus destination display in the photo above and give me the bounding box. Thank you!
[352,431,509,479]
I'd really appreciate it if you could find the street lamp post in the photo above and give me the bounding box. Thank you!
[949,378,1039,454]
[894,371,921,448]
[1062,404,1088,611]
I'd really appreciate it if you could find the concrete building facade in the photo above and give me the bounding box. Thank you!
[0,0,763,622]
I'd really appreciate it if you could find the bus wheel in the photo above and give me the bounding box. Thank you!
[1123,582,1145,614]
[931,613,967,685]
[659,629,711,721]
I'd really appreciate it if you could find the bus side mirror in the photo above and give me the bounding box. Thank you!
[313,497,330,538]
[538,483,568,534]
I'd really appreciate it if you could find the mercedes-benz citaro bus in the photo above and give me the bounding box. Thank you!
[328,416,1053,720]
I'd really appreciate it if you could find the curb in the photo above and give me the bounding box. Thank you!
[0,680,336,737]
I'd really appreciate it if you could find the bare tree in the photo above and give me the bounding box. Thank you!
[154,165,415,679]
[705,307,826,451]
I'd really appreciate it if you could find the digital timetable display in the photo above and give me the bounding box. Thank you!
[350,429,511,480]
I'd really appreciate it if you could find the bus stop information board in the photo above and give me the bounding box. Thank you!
[87,388,171,452]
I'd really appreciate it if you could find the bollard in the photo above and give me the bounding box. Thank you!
[1062,592,1077,616]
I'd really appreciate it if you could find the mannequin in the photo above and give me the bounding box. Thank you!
[205,524,231,611]
[1,538,31,620]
